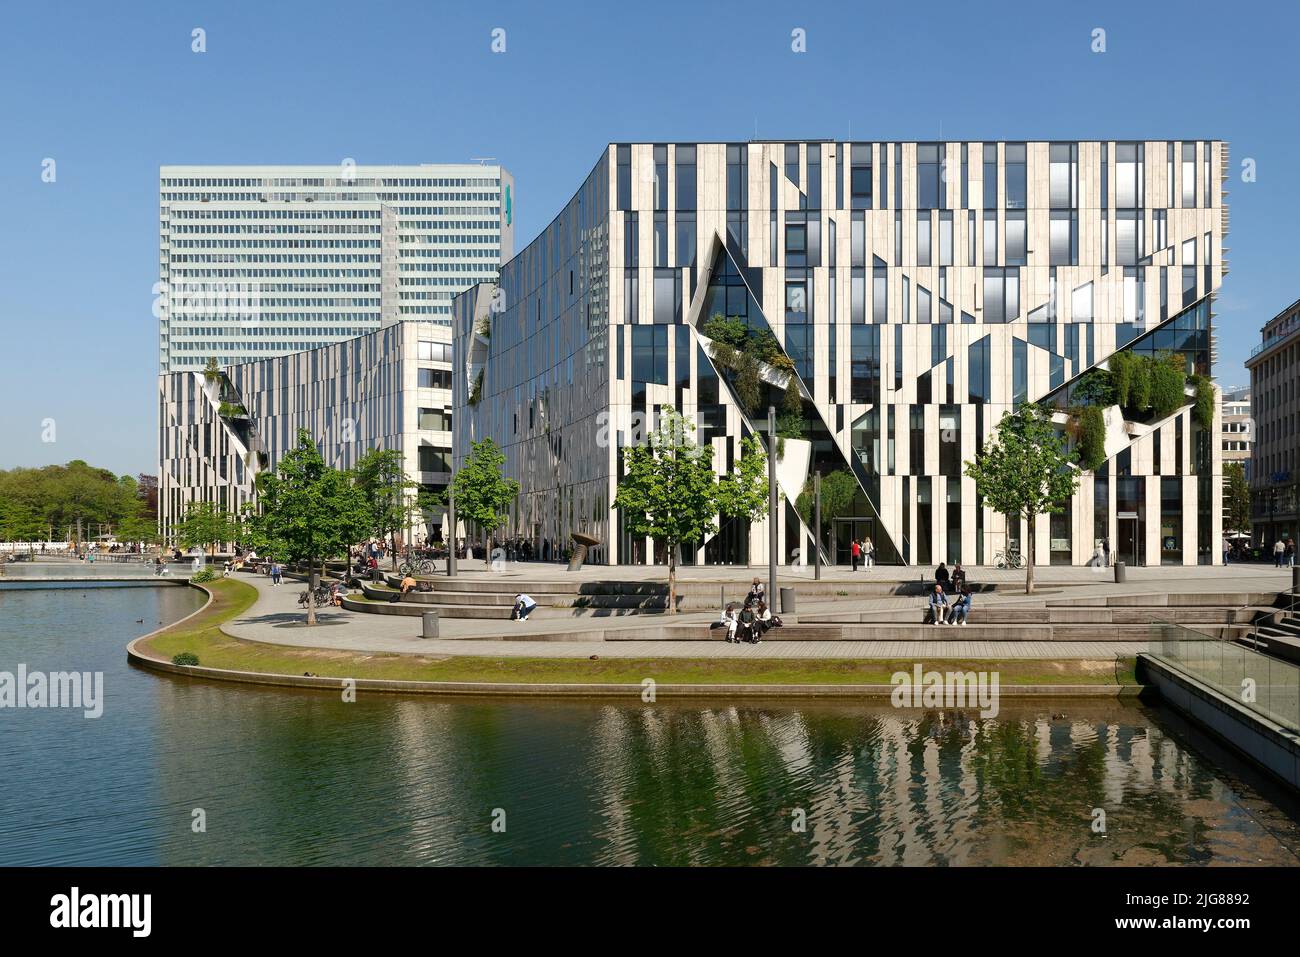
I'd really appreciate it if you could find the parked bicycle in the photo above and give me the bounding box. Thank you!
[397,558,435,576]
[993,549,1024,569]
[298,584,332,608]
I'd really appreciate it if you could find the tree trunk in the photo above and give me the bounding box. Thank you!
[306,556,317,626]
[390,530,399,571]
[667,547,677,615]
[1026,512,1036,595]
[485,533,492,570]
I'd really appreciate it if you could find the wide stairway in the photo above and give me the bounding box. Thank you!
[333,567,1274,643]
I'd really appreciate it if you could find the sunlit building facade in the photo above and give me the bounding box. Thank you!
[454,141,1226,566]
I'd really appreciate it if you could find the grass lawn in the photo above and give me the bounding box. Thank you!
[136,579,1139,687]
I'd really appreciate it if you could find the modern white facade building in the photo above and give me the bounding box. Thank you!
[455,140,1227,567]
[158,163,514,372]
[158,322,453,546]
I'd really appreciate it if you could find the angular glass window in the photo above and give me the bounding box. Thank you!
[1049,143,1076,209]
[675,145,697,210]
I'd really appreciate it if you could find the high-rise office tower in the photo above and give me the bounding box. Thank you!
[157,163,514,372]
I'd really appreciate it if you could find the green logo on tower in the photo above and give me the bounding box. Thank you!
[504,184,512,226]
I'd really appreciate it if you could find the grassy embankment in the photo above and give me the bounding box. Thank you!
[137,578,1139,686]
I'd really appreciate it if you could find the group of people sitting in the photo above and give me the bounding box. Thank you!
[714,578,783,644]
[926,561,974,626]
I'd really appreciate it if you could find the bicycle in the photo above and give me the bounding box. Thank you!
[397,558,435,576]
[298,584,332,608]
[993,549,1024,570]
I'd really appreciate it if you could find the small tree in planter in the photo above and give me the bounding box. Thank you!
[613,407,718,614]
[795,468,859,561]
[243,428,369,625]
[174,501,239,558]
[449,438,519,569]
[964,403,1079,594]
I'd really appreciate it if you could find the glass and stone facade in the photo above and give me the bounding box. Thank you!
[158,322,453,546]
[158,163,514,373]
[454,141,1226,566]
[1245,297,1300,547]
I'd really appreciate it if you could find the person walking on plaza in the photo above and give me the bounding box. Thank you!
[864,537,875,568]
[851,538,861,572]
[270,561,282,586]
[1288,538,1296,568]
[1274,539,1285,568]
[1102,538,1111,567]
[1223,537,1232,565]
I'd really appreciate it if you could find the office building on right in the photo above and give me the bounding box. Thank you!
[1244,297,1300,549]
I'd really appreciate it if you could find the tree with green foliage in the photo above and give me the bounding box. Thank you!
[795,468,859,561]
[0,461,154,544]
[715,434,768,566]
[352,447,421,569]
[613,407,719,613]
[449,437,520,569]
[242,428,369,624]
[1225,461,1251,536]
[173,501,240,556]
[964,403,1080,594]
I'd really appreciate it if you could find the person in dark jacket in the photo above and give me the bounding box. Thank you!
[934,562,950,589]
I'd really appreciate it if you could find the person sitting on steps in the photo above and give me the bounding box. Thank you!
[934,561,950,589]
[927,584,950,625]
[949,585,972,626]
[512,593,538,621]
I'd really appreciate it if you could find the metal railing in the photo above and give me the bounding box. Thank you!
[1148,621,1300,732]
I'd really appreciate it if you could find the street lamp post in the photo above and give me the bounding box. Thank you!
[814,470,822,581]
[447,482,457,578]
[767,405,777,608]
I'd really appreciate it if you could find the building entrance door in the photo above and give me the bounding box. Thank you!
[834,517,876,566]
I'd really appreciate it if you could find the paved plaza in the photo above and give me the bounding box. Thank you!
[217,562,1295,661]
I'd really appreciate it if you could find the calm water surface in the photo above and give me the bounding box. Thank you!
[3,582,1300,866]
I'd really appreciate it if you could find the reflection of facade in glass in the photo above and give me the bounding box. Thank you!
[454,141,1226,566]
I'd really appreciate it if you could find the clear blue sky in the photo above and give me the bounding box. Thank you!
[1,0,1294,476]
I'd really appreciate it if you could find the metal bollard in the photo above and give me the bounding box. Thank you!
[1113,561,1126,584]
[421,611,440,639]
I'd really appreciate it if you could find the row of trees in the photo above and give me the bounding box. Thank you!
[0,462,157,543]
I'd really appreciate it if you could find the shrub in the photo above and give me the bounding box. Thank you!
[1077,405,1107,471]
[171,652,200,667]
[1129,356,1153,412]
[1073,369,1116,407]
[1148,356,1186,420]
[467,369,484,406]
[190,568,216,583]
[701,314,748,347]
[1110,351,1136,408]
[1189,374,1215,428]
